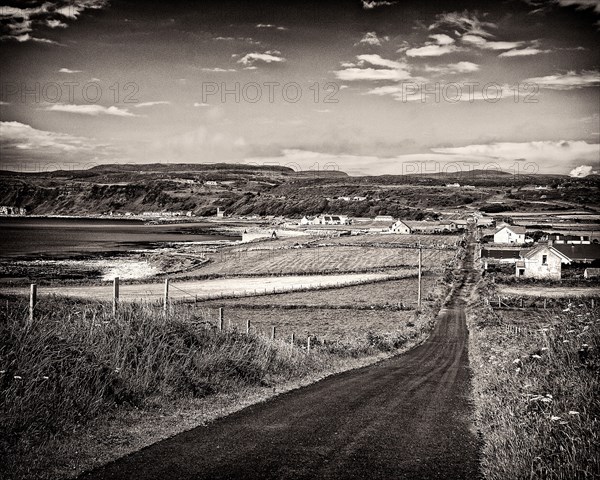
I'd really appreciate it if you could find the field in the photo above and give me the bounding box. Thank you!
[180,244,454,277]
[467,283,599,479]
[201,275,438,309]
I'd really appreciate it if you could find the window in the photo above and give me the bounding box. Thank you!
[519,269,525,276]
[542,255,548,265]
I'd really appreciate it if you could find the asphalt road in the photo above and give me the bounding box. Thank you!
[80,250,480,480]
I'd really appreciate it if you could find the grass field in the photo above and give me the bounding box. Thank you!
[188,245,453,276]
[467,283,599,479]
[201,274,438,309]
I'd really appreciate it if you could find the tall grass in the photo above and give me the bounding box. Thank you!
[467,284,599,479]
[0,294,428,478]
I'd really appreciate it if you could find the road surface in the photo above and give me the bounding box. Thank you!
[79,245,480,479]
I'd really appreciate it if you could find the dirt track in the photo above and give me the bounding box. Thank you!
[79,244,480,479]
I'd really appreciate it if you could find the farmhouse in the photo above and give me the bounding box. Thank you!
[389,220,412,234]
[584,268,600,279]
[515,244,572,280]
[302,214,350,226]
[494,225,527,244]
[374,215,394,222]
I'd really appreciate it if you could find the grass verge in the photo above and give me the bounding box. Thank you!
[0,291,440,480]
[466,281,599,479]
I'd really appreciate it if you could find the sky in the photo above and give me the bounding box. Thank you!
[0,0,599,176]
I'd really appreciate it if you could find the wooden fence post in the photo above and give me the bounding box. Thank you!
[113,277,119,316]
[246,319,250,334]
[307,336,311,353]
[544,298,547,309]
[163,278,170,315]
[29,284,37,323]
[592,298,595,309]
[498,295,501,308]
[218,307,224,331]
[271,326,276,340]
[291,332,295,345]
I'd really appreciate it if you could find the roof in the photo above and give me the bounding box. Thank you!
[522,244,572,263]
[553,243,600,261]
[495,225,527,235]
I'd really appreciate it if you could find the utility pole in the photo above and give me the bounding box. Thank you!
[417,245,422,309]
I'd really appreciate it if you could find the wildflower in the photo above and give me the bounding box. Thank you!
[531,354,542,360]
[513,358,521,364]
[13,375,22,380]
[550,416,561,421]
[568,411,579,415]
[0,370,5,374]
[42,376,49,380]
[515,367,521,374]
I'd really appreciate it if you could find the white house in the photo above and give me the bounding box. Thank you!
[515,244,572,280]
[374,215,394,222]
[389,220,412,234]
[494,225,527,244]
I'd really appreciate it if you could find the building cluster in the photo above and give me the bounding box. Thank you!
[0,206,27,216]
[485,224,599,280]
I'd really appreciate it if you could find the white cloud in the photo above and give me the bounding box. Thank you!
[237,51,286,66]
[356,54,404,69]
[256,24,287,30]
[428,11,497,37]
[523,70,600,89]
[406,44,464,57]
[429,34,455,45]
[461,34,524,50]
[335,54,412,81]
[432,140,600,171]
[556,0,600,14]
[426,61,480,74]
[46,104,138,117]
[58,68,82,73]
[357,32,389,46]
[499,47,551,57]
[0,0,107,43]
[134,101,171,108]
[569,165,597,177]
[201,67,237,72]
[361,0,397,9]
[0,120,111,163]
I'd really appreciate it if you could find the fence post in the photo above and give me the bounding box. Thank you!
[218,307,224,331]
[246,319,250,334]
[291,332,295,345]
[498,295,501,308]
[113,277,119,316]
[307,336,311,353]
[520,297,523,308]
[271,326,276,340]
[163,278,170,315]
[592,298,595,309]
[29,284,37,323]
[544,298,547,309]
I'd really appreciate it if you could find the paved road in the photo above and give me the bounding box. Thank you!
[80,249,480,480]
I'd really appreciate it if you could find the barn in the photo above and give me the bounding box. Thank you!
[515,244,572,280]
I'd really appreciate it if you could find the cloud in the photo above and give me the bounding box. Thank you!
[556,0,600,14]
[523,70,600,89]
[406,44,464,57]
[499,47,551,57]
[569,165,597,177]
[431,140,600,172]
[237,51,286,66]
[356,31,389,46]
[361,0,397,9]
[429,11,497,37]
[425,61,480,74]
[0,0,108,43]
[201,67,237,72]
[256,23,287,30]
[58,68,82,73]
[134,101,171,108]
[429,34,455,45]
[335,54,413,81]
[46,104,138,117]
[0,120,112,165]
[461,34,524,50]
